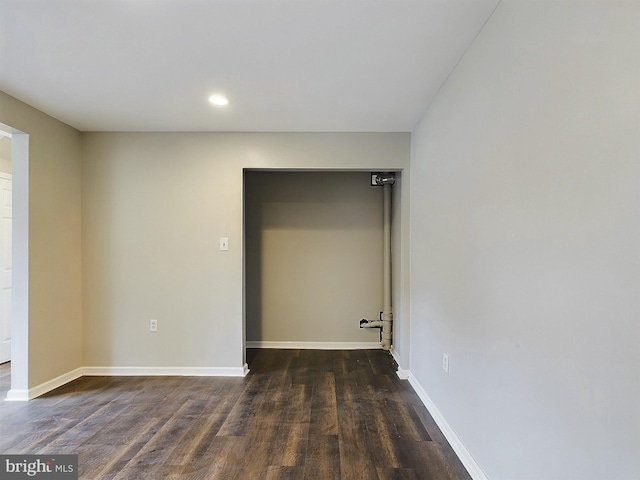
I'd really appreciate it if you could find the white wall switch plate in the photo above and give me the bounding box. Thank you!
[220,237,229,251]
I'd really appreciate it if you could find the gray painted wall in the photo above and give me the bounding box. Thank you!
[0,91,83,389]
[245,171,385,345]
[81,132,410,369]
[409,1,639,479]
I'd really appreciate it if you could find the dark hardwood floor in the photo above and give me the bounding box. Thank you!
[0,350,471,480]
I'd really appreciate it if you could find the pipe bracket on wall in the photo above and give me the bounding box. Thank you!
[360,315,384,342]
[370,172,396,187]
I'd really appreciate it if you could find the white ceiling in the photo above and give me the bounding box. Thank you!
[0,0,499,132]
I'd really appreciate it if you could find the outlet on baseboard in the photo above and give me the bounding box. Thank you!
[442,353,449,373]
[149,319,158,332]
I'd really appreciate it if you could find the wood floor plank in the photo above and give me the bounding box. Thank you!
[265,383,309,467]
[361,399,404,469]
[336,402,380,480]
[109,400,200,479]
[303,434,341,480]
[0,349,473,480]
[216,370,270,437]
[196,435,245,479]
[308,372,338,436]
[377,467,421,480]
[154,379,245,478]
[265,465,305,480]
[83,416,169,480]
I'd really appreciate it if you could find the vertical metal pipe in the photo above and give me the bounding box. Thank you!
[381,182,392,350]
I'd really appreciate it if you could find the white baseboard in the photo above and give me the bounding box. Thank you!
[4,364,249,401]
[407,372,489,480]
[83,365,248,377]
[4,367,83,402]
[246,341,381,350]
[389,345,410,379]
[4,389,29,401]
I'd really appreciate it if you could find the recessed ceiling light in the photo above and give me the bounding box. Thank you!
[208,94,229,106]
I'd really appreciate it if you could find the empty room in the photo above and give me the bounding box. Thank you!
[0,1,638,479]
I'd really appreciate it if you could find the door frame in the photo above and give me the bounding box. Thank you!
[0,124,29,400]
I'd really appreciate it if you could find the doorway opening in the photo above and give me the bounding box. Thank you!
[0,132,12,367]
[242,169,406,370]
